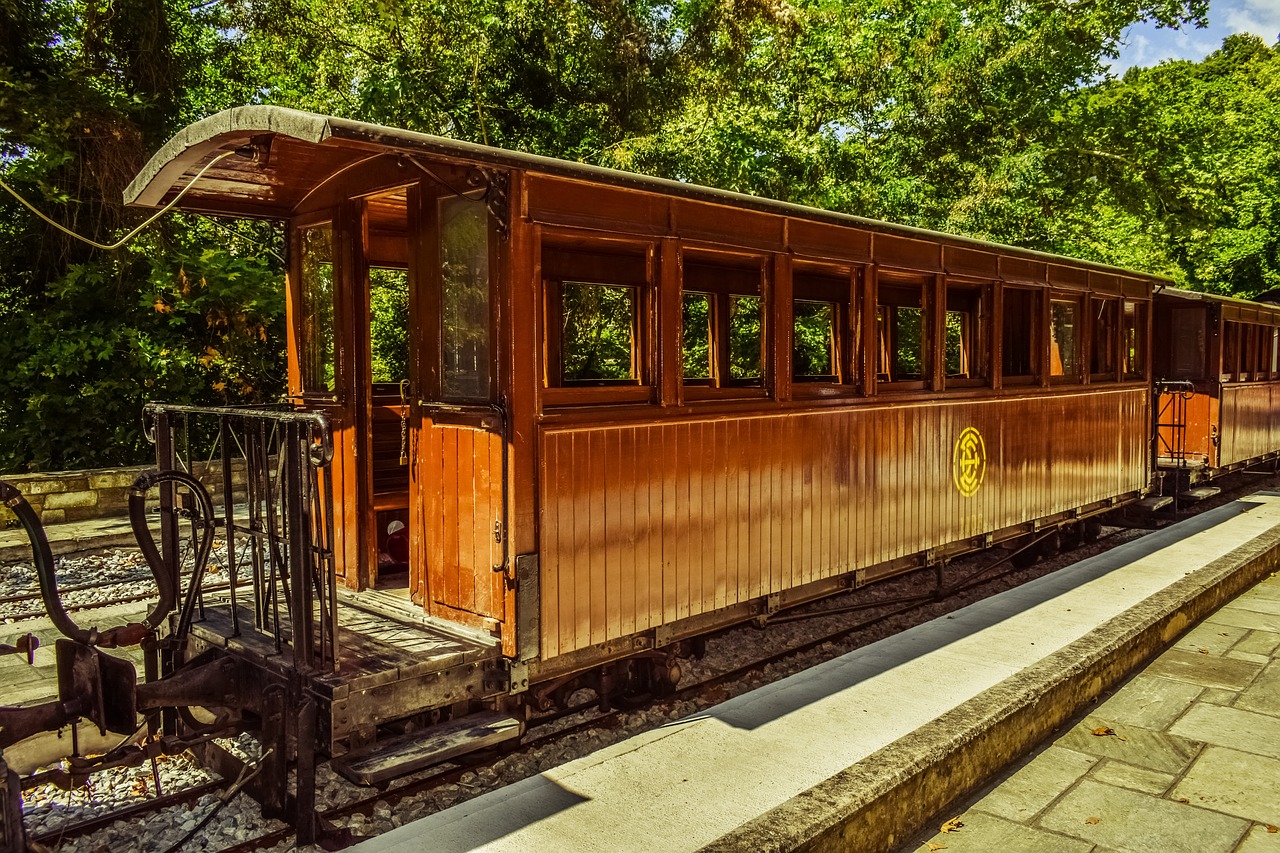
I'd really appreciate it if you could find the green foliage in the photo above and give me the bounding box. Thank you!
[0,0,285,471]
[369,268,410,384]
[2,0,1278,472]
[793,301,835,377]
[561,282,637,382]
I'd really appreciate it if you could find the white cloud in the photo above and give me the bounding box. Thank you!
[1223,0,1280,39]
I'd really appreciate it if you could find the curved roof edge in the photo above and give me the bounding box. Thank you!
[124,106,335,207]
[127,105,1173,284]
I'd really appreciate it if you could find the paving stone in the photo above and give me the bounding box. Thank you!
[916,811,1093,853]
[1230,595,1280,617]
[1205,606,1280,633]
[1170,704,1280,759]
[1087,760,1174,795]
[1236,661,1280,718]
[1038,779,1248,853]
[1233,629,1280,658]
[1171,746,1280,825]
[966,746,1098,824]
[1236,823,1280,853]
[1143,648,1263,690]
[1093,675,1204,730]
[1175,622,1250,655]
[1228,650,1272,665]
[1056,715,1202,775]
[1200,687,1239,706]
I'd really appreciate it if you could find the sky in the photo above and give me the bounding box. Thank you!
[1110,0,1280,73]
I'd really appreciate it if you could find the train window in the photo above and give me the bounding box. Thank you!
[1050,297,1081,381]
[1122,300,1147,380]
[944,282,988,387]
[1272,328,1279,375]
[877,282,928,385]
[558,282,640,383]
[1090,297,1118,379]
[1243,324,1259,380]
[1168,307,1205,380]
[298,221,336,394]
[369,268,409,384]
[793,301,837,379]
[729,295,764,381]
[682,260,766,389]
[682,292,713,381]
[440,195,492,398]
[793,271,853,384]
[1001,286,1039,383]
[1222,321,1240,381]
[543,244,650,391]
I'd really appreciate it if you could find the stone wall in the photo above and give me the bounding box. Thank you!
[0,464,246,527]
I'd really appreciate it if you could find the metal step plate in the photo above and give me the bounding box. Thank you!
[1178,486,1222,502]
[1137,495,1174,512]
[332,711,522,785]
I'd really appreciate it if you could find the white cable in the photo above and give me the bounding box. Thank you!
[0,149,236,251]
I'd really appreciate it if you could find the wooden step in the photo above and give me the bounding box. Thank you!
[332,711,522,785]
[1178,486,1221,502]
[1137,495,1174,512]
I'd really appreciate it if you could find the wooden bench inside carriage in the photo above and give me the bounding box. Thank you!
[186,586,513,781]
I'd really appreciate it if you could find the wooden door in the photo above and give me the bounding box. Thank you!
[412,190,507,636]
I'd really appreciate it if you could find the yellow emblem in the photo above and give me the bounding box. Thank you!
[953,427,986,497]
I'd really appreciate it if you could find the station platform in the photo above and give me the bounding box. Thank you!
[352,491,1280,853]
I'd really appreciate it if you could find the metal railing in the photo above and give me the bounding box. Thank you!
[142,403,337,673]
[1154,380,1195,512]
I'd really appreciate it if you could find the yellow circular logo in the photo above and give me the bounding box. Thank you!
[953,427,986,497]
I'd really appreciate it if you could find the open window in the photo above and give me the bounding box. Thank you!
[944,281,989,387]
[877,277,929,388]
[296,220,337,396]
[792,268,855,387]
[1122,300,1147,380]
[543,243,652,401]
[1001,286,1039,384]
[1049,295,1082,382]
[681,258,766,392]
[1090,297,1119,381]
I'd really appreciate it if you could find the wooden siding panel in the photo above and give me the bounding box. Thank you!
[537,388,1149,656]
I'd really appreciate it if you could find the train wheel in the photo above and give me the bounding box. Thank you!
[1083,520,1103,543]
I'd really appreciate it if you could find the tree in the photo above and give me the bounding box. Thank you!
[0,0,286,471]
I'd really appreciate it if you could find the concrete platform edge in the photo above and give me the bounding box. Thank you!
[699,522,1280,853]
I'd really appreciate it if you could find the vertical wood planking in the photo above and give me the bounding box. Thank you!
[536,388,1150,656]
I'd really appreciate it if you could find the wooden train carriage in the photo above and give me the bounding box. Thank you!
[1154,288,1280,483]
[127,106,1159,684]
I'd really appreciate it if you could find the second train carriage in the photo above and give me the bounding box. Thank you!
[1154,287,1280,489]
[122,106,1162,774]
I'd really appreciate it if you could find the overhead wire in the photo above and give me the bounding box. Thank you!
[0,150,236,251]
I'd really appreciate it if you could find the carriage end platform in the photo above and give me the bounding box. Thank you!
[352,491,1280,853]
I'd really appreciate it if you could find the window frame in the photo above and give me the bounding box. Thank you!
[1221,320,1241,382]
[1088,296,1121,382]
[680,252,771,400]
[540,238,657,406]
[999,284,1041,387]
[1048,292,1084,385]
[875,274,931,391]
[291,211,341,402]
[790,264,859,395]
[942,279,991,389]
[1122,298,1149,381]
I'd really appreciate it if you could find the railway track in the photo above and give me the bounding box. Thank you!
[14,473,1275,852]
